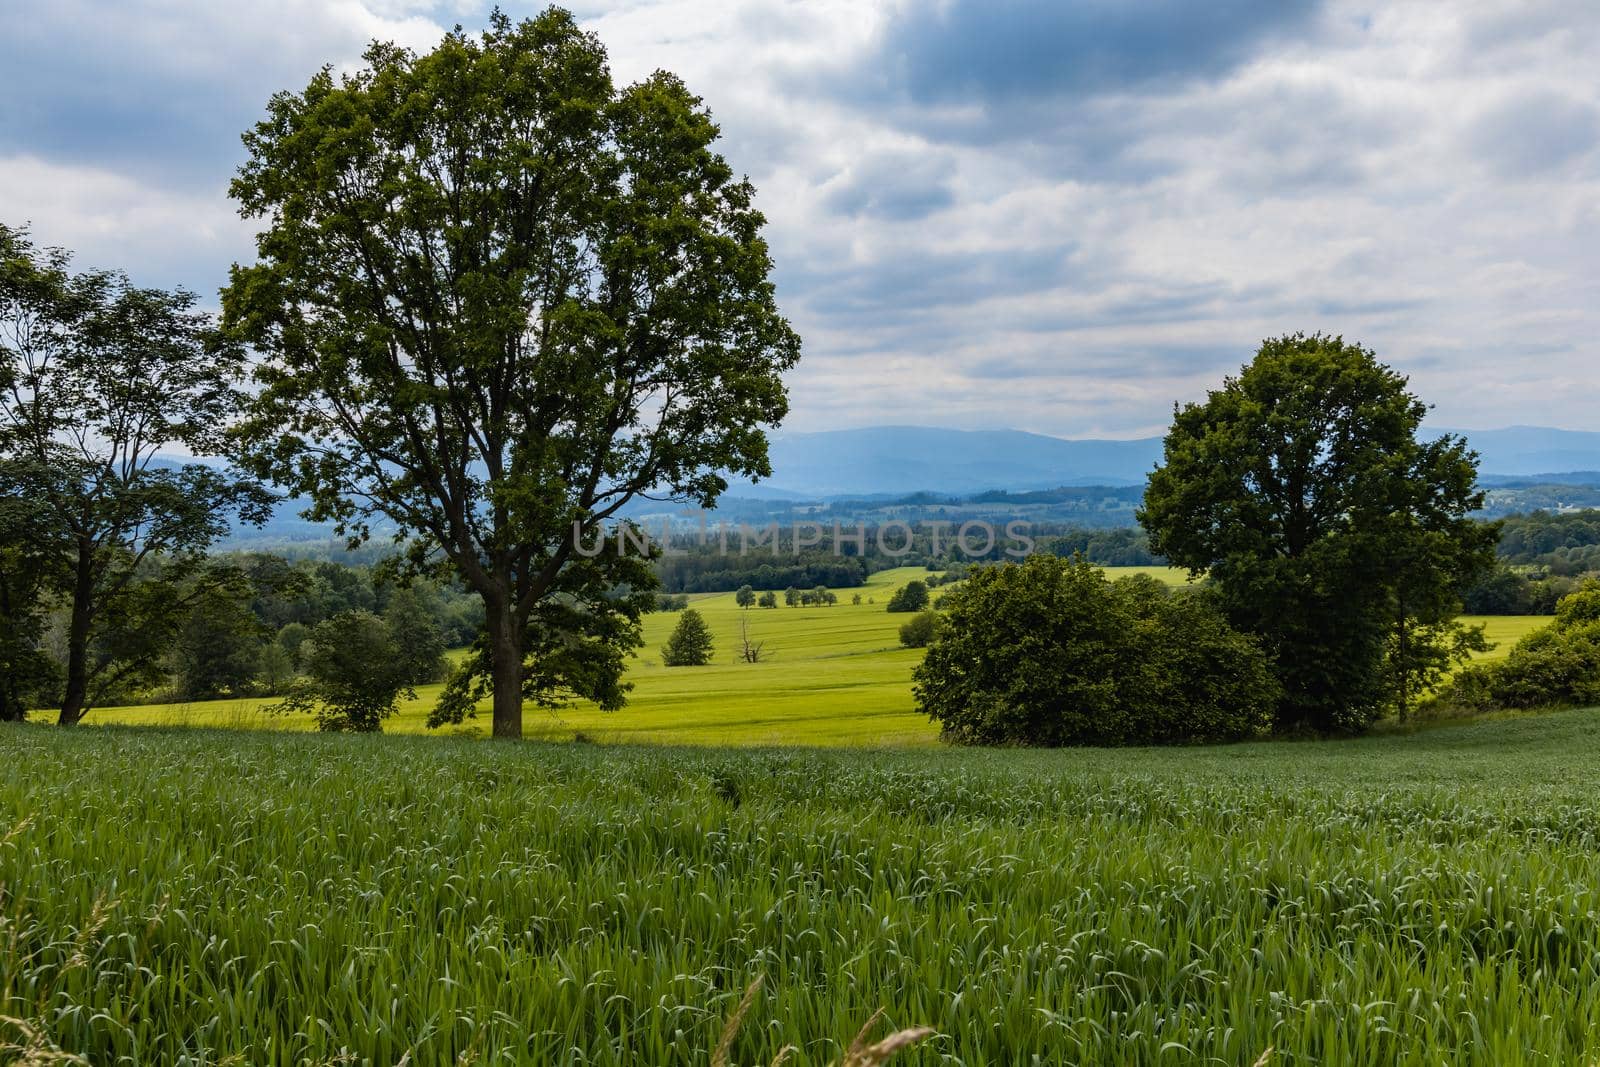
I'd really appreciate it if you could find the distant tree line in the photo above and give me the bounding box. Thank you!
[656,550,870,593]
[1494,510,1600,574]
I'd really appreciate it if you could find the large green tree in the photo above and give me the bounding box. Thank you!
[0,224,271,724]
[1139,334,1496,733]
[222,11,800,738]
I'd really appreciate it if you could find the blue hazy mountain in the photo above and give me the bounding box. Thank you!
[735,424,1600,497]
[734,426,1165,497]
[1423,426,1600,478]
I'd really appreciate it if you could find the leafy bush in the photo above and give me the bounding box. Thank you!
[1461,565,1579,615]
[898,610,941,649]
[1427,580,1600,715]
[757,591,778,609]
[885,580,929,614]
[662,609,715,667]
[269,611,413,732]
[914,556,1278,746]
[656,593,691,612]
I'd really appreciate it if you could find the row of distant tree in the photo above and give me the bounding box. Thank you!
[2,545,481,715]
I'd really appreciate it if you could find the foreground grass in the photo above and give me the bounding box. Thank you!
[5,714,1600,1064]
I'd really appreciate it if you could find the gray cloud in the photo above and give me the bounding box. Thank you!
[0,1,444,189]
[1466,91,1600,178]
[857,0,1325,107]
[819,151,957,220]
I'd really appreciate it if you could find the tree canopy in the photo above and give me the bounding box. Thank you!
[222,10,800,738]
[1140,334,1496,732]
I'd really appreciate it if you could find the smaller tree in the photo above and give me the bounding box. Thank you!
[270,611,412,732]
[812,585,836,606]
[277,622,311,665]
[662,609,715,667]
[886,580,929,613]
[735,585,756,609]
[255,642,297,695]
[384,587,448,686]
[851,593,862,606]
[737,614,766,663]
[173,584,267,701]
[784,586,802,607]
[757,591,778,609]
[898,610,941,649]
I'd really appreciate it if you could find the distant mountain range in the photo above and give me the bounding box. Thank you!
[193,423,1600,548]
[734,426,1164,497]
[730,424,1600,498]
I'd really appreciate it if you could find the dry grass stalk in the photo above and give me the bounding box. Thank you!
[713,978,933,1067]
[0,1014,90,1066]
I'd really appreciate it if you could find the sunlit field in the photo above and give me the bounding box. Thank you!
[84,566,1543,745]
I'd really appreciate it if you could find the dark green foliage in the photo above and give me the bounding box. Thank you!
[383,588,448,687]
[655,551,867,595]
[735,585,755,609]
[0,463,59,721]
[783,586,801,607]
[222,11,799,738]
[897,610,941,649]
[656,593,691,612]
[757,591,778,609]
[271,611,413,732]
[1429,581,1600,714]
[799,585,836,606]
[915,556,1278,746]
[1140,334,1496,734]
[885,580,930,613]
[661,609,714,667]
[1041,527,1161,566]
[174,585,269,701]
[1461,565,1579,615]
[1495,510,1600,574]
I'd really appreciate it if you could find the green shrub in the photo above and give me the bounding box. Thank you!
[885,580,929,613]
[662,609,715,666]
[1427,580,1600,715]
[898,610,941,649]
[913,556,1277,746]
[269,611,413,732]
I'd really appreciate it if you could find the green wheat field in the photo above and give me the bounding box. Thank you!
[6,711,1600,1064]
[4,567,1580,1064]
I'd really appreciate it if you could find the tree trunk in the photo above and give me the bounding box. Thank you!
[487,601,523,740]
[58,545,95,727]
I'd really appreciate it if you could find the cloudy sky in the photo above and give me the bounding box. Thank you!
[3,0,1597,437]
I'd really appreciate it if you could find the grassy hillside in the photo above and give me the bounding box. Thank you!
[84,566,1544,745]
[5,714,1600,1064]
